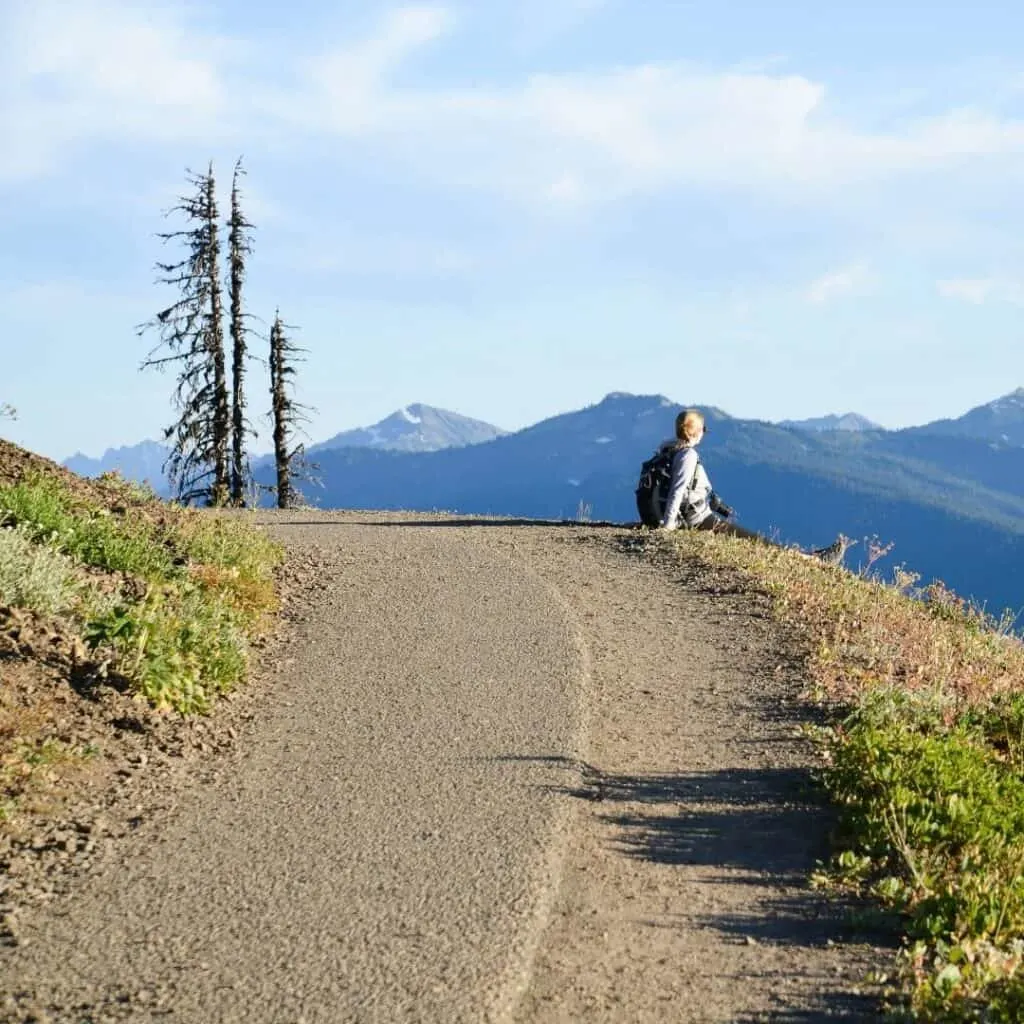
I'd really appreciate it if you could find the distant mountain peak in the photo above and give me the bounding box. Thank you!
[310,403,506,454]
[915,387,1024,447]
[990,388,1024,409]
[62,439,171,494]
[596,391,677,409]
[781,412,882,433]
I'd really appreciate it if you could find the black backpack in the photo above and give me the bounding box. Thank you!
[635,443,691,526]
[634,444,675,528]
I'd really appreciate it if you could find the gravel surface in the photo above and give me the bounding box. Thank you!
[0,512,891,1023]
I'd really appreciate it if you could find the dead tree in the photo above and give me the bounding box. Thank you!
[227,158,256,505]
[139,164,230,506]
[268,312,315,508]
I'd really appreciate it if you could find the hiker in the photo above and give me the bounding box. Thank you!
[657,409,850,564]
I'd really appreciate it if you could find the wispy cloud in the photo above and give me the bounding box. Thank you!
[272,59,1024,208]
[0,0,234,181]
[289,5,452,131]
[6,0,1024,213]
[500,0,611,49]
[937,277,1024,305]
[805,262,875,303]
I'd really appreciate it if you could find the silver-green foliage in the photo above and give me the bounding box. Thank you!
[0,525,80,614]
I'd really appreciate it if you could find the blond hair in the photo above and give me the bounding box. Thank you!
[674,409,705,444]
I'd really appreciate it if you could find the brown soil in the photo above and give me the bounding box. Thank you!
[0,440,124,508]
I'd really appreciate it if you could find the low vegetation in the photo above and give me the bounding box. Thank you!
[662,529,1024,1022]
[0,470,280,713]
[0,448,281,828]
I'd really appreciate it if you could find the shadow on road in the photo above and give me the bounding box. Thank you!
[500,753,897,1023]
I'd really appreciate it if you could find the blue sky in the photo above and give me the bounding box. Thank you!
[3,0,1024,461]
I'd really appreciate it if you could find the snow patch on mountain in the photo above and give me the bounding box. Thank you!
[312,404,506,454]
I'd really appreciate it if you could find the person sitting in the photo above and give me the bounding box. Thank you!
[659,408,852,565]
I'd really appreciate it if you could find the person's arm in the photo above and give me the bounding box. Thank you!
[660,448,697,530]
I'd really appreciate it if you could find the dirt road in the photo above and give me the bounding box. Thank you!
[0,513,887,1022]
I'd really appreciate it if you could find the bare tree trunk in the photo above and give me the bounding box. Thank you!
[227,158,254,505]
[268,312,316,508]
[205,167,229,507]
[269,315,292,509]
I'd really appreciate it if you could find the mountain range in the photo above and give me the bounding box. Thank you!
[61,389,1024,617]
[63,440,170,491]
[247,389,1024,618]
[62,404,507,493]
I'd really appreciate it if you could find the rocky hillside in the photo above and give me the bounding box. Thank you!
[0,439,280,937]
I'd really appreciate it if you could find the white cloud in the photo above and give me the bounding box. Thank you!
[805,263,875,304]
[291,6,452,131]
[0,0,234,180]
[501,0,610,49]
[937,277,1024,305]
[277,55,1024,207]
[6,1,1024,211]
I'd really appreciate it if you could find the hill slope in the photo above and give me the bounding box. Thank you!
[912,386,1024,446]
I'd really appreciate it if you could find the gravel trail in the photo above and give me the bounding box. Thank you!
[0,512,889,1022]
[2,516,589,1023]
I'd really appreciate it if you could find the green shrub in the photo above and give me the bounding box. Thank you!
[85,582,249,714]
[171,512,282,575]
[0,475,70,539]
[965,692,1024,772]
[0,476,175,580]
[822,697,1024,1019]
